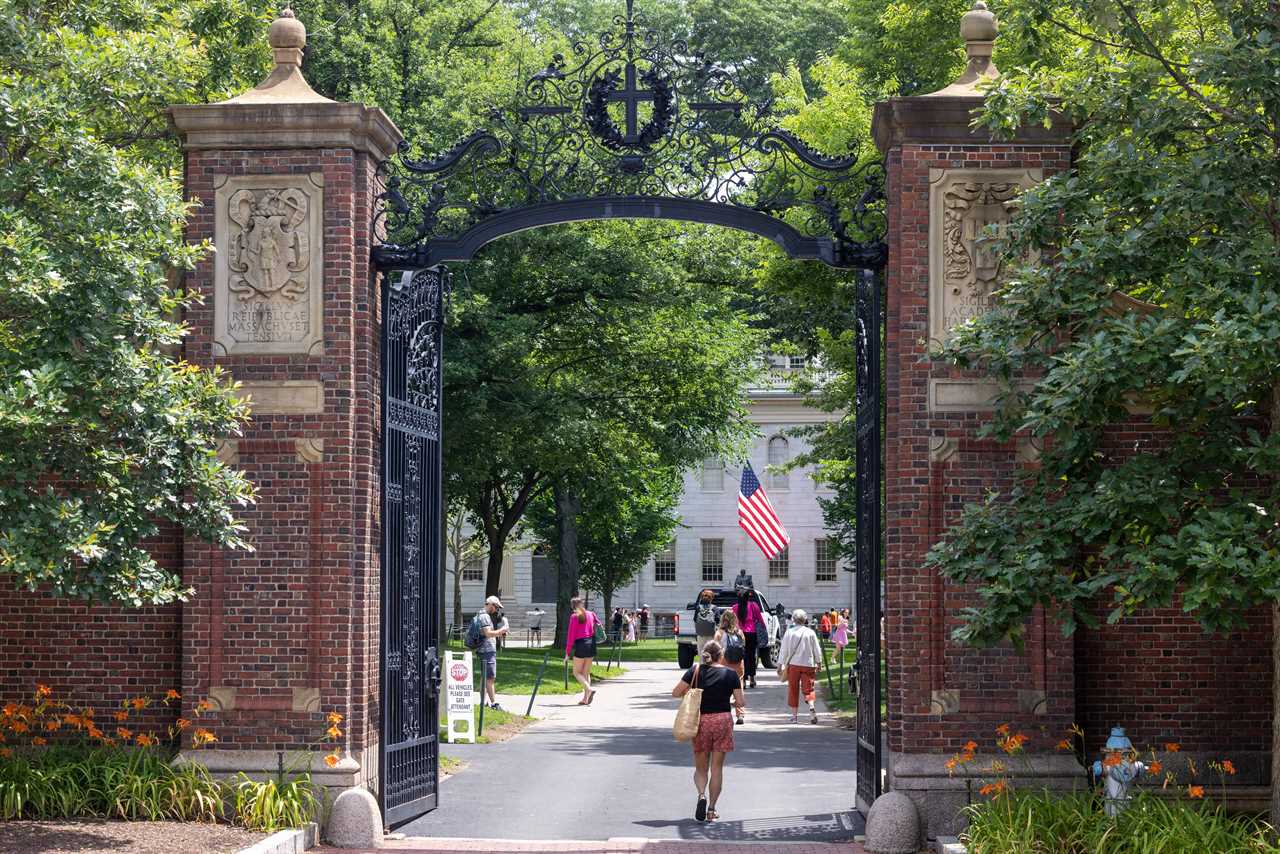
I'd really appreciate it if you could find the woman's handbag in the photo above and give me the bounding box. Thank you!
[673,665,702,742]
[592,615,607,645]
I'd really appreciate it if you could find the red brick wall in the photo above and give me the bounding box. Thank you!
[179,146,382,752]
[884,141,1076,755]
[0,527,182,735]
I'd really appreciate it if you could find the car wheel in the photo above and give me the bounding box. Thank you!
[677,642,696,669]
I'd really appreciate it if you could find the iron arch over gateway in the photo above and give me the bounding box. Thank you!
[370,0,886,828]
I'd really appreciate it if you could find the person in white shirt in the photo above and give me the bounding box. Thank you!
[776,609,823,724]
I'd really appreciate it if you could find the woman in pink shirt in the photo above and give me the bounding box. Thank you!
[564,596,601,705]
[735,590,764,689]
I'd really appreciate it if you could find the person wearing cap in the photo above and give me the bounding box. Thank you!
[476,595,509,710]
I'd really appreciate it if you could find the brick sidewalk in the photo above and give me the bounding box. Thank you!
[315,837,868,853]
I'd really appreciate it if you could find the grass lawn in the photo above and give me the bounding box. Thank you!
[445,640,625,695]
[439,702,531,744]
[594,636,681,665]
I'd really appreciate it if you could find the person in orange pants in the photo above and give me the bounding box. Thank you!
[776,609,823,724]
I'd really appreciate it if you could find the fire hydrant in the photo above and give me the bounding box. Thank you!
[1091,726,1146,816]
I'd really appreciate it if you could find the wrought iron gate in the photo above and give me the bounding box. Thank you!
[371,0,890,826]
[854,267,883,813]
[379,267,446,827]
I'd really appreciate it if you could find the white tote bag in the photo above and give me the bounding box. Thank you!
[673,665,703,742]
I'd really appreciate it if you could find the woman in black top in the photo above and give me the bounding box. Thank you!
[672,640,744,823]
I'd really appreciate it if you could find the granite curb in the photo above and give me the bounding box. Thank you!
[238,822,319,854]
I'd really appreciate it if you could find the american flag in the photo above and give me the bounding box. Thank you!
[738,462,790,559]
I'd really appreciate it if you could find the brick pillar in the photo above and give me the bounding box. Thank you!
[168,9,400,788]
[871,2,1080,837]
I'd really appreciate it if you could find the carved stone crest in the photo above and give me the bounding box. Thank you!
[214,173,324,356]
[928,168,1041,348]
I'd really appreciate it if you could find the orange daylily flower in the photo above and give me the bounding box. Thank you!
[962,740,977,754]
[31,736,47,746]
[1148,760,1163,776]
[1056,739,1072,751]
[0,747,11,759]
[176,718,192,731]
[44,720,59,732]
[945,757,959,771]
[128,697,148,711]
[979,781,1007,797]
[136,734,157,747]
[1103,753,1122,769]
[195,700,213,713]
[165,690,182,702]
[326,725,342,740]
[1188,785,1204,799]
[995,723,1011,736]
[324,752,340,768]
[1165,743,1181,753]
[35,684,51,698]
[192,728,217,747]
[116,727,133,740]
[1221,760,1236,776]
[114,711,129,723]
[327,711,344,726]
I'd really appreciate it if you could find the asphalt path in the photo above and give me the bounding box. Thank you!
[403,660,863,844]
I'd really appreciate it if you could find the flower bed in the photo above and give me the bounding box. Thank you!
[962,789,1278,853]
[0,685,340,833]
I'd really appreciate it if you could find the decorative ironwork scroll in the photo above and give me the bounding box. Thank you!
[380,267,446,827]
[854,268,883,813]
[372,0,886,270]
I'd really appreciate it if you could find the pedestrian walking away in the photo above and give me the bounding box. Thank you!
[735,589,764,688]
[612,606,624,643]
[672,640,744,824]
[777,609,823,724]
[714,610,747,724]
[832,610,849,653]
[565,596,602,705]
[818,610,832,640]
[693,588,718,657]
[470,595,509,710]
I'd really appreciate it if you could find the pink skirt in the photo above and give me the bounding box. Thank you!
[692,711,735,753]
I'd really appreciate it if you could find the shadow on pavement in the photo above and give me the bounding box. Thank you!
[633,810,865,842]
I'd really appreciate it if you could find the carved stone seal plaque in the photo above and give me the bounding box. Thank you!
[214,173,324,356]
[928,168,1041,348]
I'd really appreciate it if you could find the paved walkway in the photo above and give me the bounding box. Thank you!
[317,839,866,853]
[399,662,864,847]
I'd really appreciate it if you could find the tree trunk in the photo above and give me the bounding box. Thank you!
[553,484,582,649]
[1271,379,1280,826]
[484,540,505,599]
[603,589,614,633]
[451,519,465,632]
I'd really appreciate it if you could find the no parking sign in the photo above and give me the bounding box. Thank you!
[445,651,477,743]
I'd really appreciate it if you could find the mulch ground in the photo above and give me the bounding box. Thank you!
[0,819,266,853]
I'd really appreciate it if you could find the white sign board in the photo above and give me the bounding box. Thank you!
[445,651,477,743]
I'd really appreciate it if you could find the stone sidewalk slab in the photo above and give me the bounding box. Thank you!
[316,838,867,853]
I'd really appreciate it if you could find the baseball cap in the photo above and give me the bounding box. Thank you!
[485,595,503,607]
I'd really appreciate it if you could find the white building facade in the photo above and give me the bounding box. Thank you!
[445,369,854,629]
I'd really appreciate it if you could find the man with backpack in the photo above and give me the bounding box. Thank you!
[464,595,509,710]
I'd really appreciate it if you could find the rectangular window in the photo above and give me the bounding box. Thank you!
[461,556,485,583]
[701,458,724,492]
[788,355,807,371]
[701,539,724,583]
[654,541,677,583]
[815,538,838,583]
[768,546,790,581]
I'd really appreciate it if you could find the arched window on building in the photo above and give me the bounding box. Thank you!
[767,436,789,491]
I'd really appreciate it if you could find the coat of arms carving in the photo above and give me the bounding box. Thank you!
[929,168,1041,347]
[227,188,310,302]
[213,173,324,356]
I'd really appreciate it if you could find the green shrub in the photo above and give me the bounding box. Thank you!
[228,773,321,833]
[0,745,221,822]
[963,790,1280,854]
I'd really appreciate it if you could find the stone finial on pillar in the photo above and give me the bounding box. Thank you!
[928,1,1001,96]
[220,7,332,104]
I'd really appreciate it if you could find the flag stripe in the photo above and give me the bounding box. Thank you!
[740,499,787,551]
[737,499,784,552]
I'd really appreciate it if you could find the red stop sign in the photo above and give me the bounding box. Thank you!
[450,663,468,682]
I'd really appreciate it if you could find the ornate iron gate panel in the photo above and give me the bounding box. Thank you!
[379,267,445,827]
[854,267,883,813]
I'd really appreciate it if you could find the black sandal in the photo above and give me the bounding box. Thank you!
[695,794,707,822]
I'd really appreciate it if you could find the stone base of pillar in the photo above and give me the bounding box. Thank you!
[175,747,372,790]
[887,751,1085,839]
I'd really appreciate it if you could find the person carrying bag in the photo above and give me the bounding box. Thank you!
[673,664,702,741]
[672,640,743,823]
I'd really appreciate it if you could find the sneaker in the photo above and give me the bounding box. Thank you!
[789,714,799,724]
[810,709,819,724]
[490,702,502,711]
